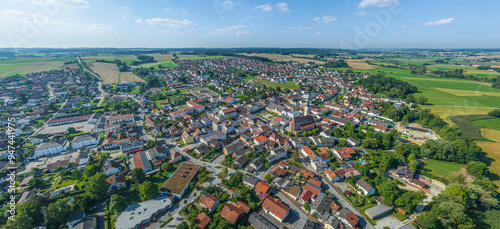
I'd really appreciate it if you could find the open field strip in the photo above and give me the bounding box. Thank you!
[89,62,120,84]
[245,76,300,89]
[242,53,324,64]
[421,106,496,124]
[475,128,500,188]
[431,88,500,97]
[345,59,375,69]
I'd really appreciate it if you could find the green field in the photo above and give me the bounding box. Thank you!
[473,118,500,131]
[337,65,500,108]
[246,76,300,89]
[177,55,228,60]
[422,159,463,181]
[139,60,177,69]
[0,57,75,78]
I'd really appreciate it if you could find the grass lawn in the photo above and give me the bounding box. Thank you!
[154,99,167,109]
[54,179,77,189]
[140,60,177,69]
[245,76,300,89]
[473,118,500,131]
[422,159,463,181]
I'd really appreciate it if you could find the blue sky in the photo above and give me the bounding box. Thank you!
[0,0,498,49]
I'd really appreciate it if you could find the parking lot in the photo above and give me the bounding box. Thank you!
[38,121,95,135]
[44,151,80,164]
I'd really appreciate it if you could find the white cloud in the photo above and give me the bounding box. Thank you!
[358,0,399,8]
[393,30,405,34]
[31,0,90,8]
[314,32,325,35]
[212,25,250,35]
[0,9,62,24]
[276,2,290,12]
[223,1,233,7]
[356,10,369,16]
[297,26,312,31]
[314,16,338,23]
[422,18,455,26]
[136,18,195,28]
[89,23,114,30]
[256,4,272,12]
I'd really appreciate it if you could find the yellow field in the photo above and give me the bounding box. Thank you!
[476,128,500,188]
[63,63,79,70]
[345,59,375,69]
[89,62,120,84]
[120,72,144,83]
[432,88,500,97]
[243,53,324,64]
[422,105,495,124]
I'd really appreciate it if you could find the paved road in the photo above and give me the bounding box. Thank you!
[77,56,107,107]
[26,98,69,141]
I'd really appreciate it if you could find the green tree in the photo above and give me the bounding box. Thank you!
[67,127,77,134]
[466,161,489,178]
[109,194,127,217]
[416,96,428,105]
[417,212,441,229]
[84,165,97,177]
[28,177,42,189]
[85,173,108,201]
[265,174,273,182]
[161,162,173,172]
[407,154,419,172]
[487,109,500,117]
[132,168,146,184]
[379,179,401,206]
[176,221,189,229]
[45,198,72,228]
[304,201,310,211]
[139,181,158,201]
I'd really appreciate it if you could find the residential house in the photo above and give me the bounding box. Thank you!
[261,196,290,223]
[356,179,376,196]
[199,193,220,212]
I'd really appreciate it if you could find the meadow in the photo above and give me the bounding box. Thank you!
[422,159,463,182]
[245,76,300,89]
[0,57,75,78]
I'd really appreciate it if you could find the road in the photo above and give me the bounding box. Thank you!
[26,98,69,141]
[77,56,107,106]
[298,157,375,229]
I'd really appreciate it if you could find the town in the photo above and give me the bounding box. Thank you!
[0,49,498,229]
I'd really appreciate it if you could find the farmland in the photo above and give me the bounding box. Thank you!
[473,118,500,131]
[120,71,145,83]
[0,57,74,78]
[242,53,324,64]
[88,62,120,84]
[476,128,500,187]
[245,76,300,89]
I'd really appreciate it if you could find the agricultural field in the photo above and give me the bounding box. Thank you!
[88,62,120,84]
[422,159,463,182]
[81,55,137,64]
[0,57,74,78]
[242,53,324,64]
[421,106,495,124]
[448,115,492,141]
[177,55,228,60]
[473,118,500,131]
[245,76,300,89]
[120,71,145,83]
[345,59,375,69]
[476,128,500,187]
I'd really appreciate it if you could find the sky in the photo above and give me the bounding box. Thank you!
[0,0,498,49]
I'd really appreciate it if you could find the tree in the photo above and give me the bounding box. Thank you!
[304,201,310,211]
[395,190,426,212]
[109,194,127,217]
[84,165,97,177]
[177,221,189,229]
[45,198,72,227]
[139,181,158,201]
[30,167,44,178]
[407,154,419,172]
[86,173,108,201]
[416,96,428,105]
[379,179,401,206]
[417,212,441,229]
[466,161,489,178]
[265,174,273,182]
[488,109,500,117]
[132,168,146,183]
[161,162,173,172]
[264,162,270,169]
[28,177,42,189]
[67,127,77,134]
